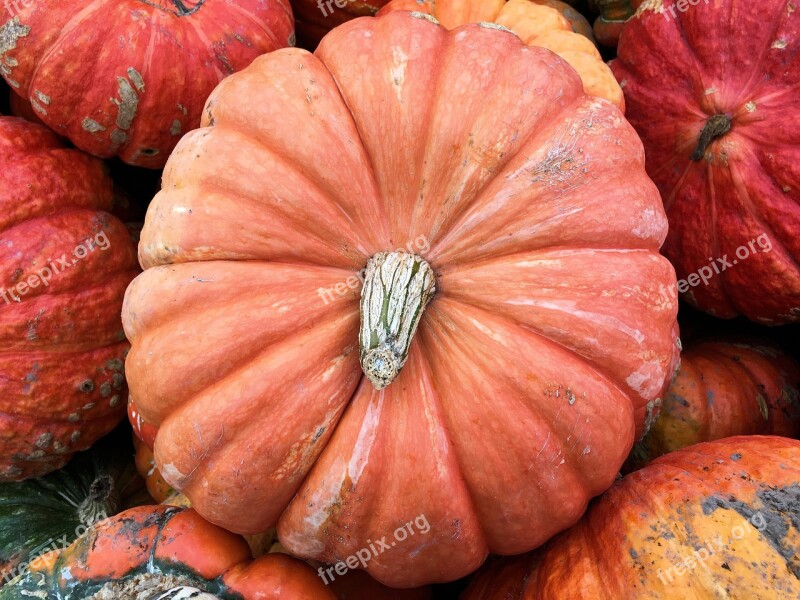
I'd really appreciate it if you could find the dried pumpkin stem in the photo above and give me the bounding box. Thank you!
[359,252,436,389]
[77,474,120,526]
[691,114,732,161]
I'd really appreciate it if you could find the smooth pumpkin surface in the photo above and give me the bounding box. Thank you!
[0,0,294,168]
[0,116,139,481]
[378,0,624,110]
[0,427,149,586]
[124,12,679,587]
[0,505,336,599]
[464,436,800,599]
[611,0,800,324]
[630,341,800,468]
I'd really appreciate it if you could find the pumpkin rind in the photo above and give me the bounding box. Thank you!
[611,0,800,324]
[630,340,800,468]
[0,505,336,599]
[0,0,295,168]
[378,0,624,110]
[0,116,139,481]
[464,436,800,599]
[124,12,679,587]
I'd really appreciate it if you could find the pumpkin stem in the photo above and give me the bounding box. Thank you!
[359,252,436,389]
[77,474,120,526]
[691,114,732,161]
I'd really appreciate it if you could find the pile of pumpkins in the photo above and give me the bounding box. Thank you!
[0,0,797,598]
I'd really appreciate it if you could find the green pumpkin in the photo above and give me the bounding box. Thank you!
[0,425,149,586]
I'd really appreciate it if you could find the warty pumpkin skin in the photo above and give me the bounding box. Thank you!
[463,436,800,599]
[123,11,679,587]
[629,340,800,469]
[0,116,139,481]
[611,0,800,324]
[379,0,623,110]
[0,505,337,599]
[0,427,150,586]
[0,0,294,168]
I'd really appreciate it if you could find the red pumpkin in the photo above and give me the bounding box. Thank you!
[291,0,388,48]
[0,0,294,168]
[0,116,138,480]
[464,436,800,599]
[629,340,800,468]
[0,505,336,599]
[611,0,800,324]
[123,11,679,587]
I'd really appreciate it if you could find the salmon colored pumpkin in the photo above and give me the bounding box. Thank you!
[464,436,800,599]
[0,0,294,168]
[611,0,800,324]
[0,116,138,481]
[378,0,624,110]
[123,11,679,587]
[0,505,336,599]
[134,434,176,503]
[630,341,800,468]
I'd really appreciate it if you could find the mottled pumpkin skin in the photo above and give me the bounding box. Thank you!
[379,0,623,109]
[611,0,800,324]
[0,117,138,480]
[464,436,800,599]
[0,0,294,168]
[0,505,336,599]
[123,12,679,587]
[630,341,800,468]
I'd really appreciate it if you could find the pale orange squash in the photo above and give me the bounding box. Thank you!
[378,0,623,110]
[123,11,678,587]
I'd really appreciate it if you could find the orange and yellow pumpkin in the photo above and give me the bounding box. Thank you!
[630,340,800,468]
[464,436,800,599]
[123,11,679,586]
[379,0,623,109]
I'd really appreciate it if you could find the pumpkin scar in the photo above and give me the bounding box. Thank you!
[108,67,145,149]
[0,16,29,86]
[0,17,30,57]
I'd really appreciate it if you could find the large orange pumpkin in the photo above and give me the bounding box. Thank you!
[0,0,294,168]
[123,11,679,587]
[611,0,800,324]
[379,0,623,110]
[0,116,138,481]
[629,340,800,468]
[464,436,800,599]
[0,505,336,599]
